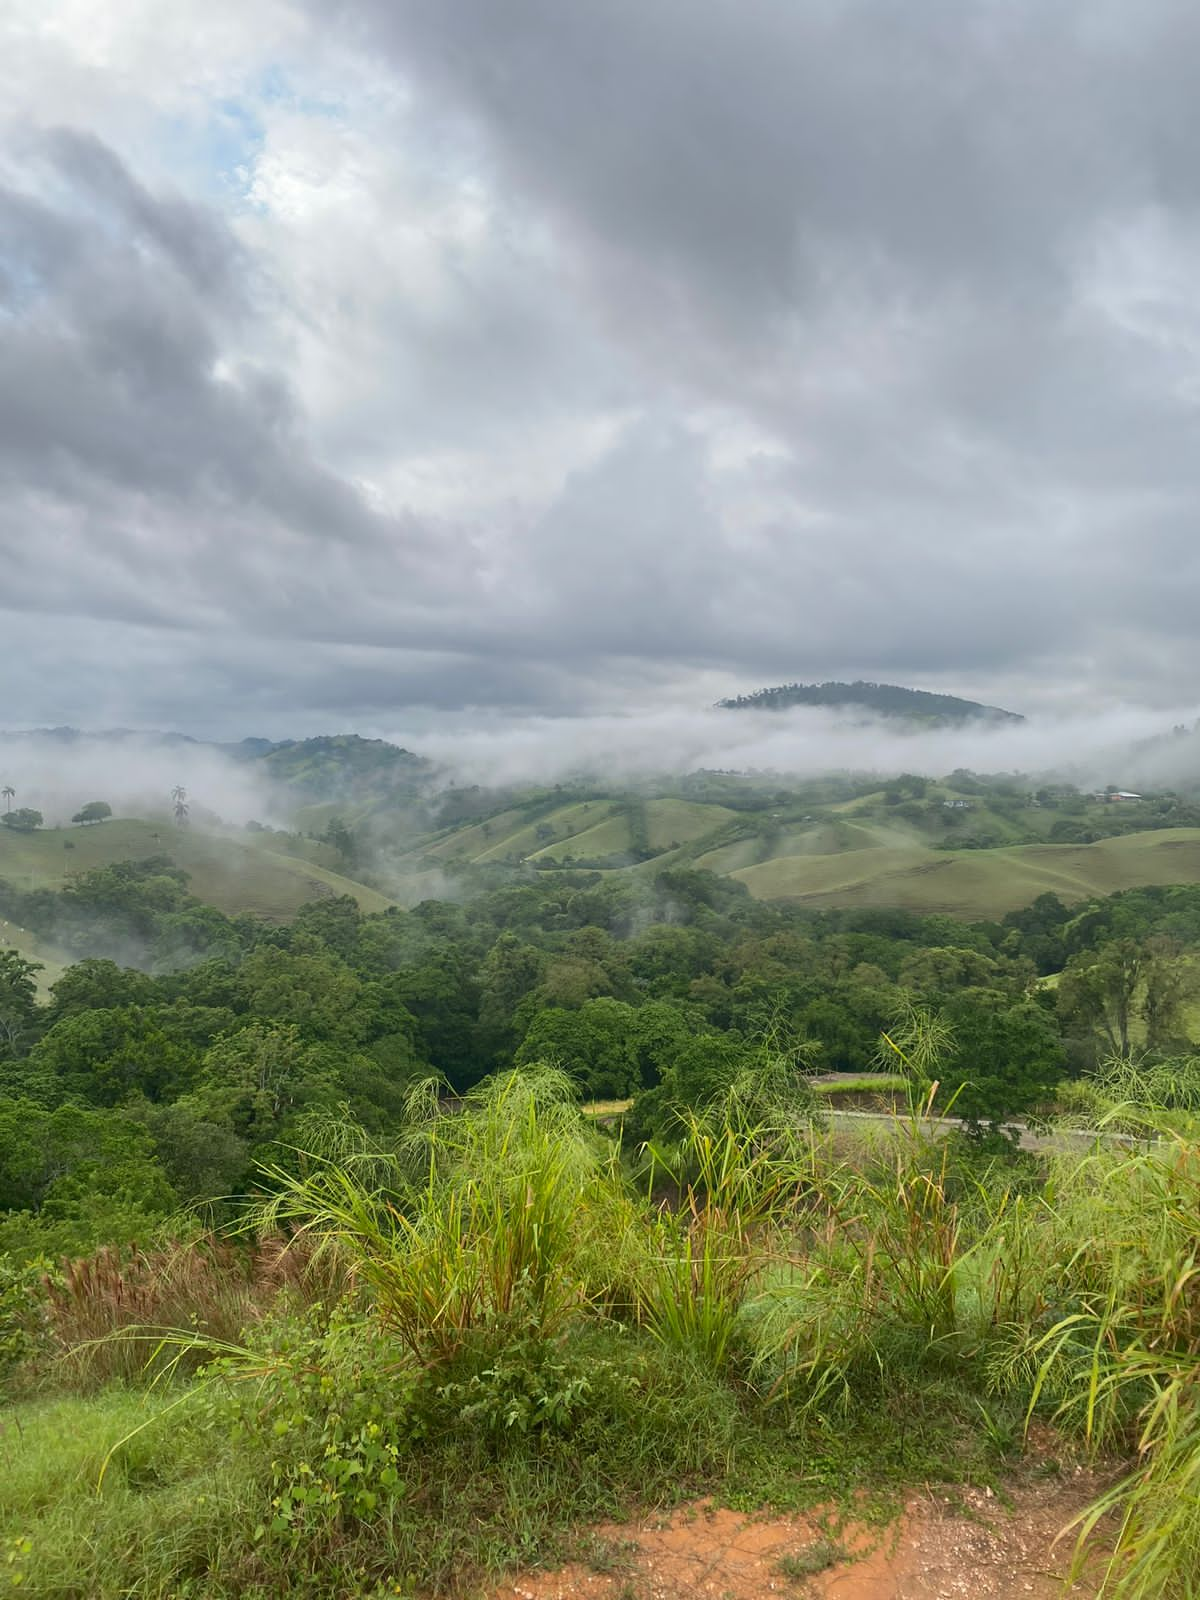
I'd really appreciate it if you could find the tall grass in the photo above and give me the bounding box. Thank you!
[38,1232,340,1387]
[253,1067,639,1363]
[4,1062,1200,1596]
[1006,1135,1200,1597]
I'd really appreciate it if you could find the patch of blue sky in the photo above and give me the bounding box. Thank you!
[156,68,349,212]
[253,63,345,121]
[152,96,266,208]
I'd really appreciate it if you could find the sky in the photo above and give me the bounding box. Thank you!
[4,1,1200,744]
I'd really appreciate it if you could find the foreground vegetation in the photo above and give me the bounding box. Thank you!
[1,1064,1198,1597]
[3,845,1200,1594]
[4,856,1200,1256]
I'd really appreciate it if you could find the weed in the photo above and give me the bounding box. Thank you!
[574,1533,639,1574]
[776,1538,846,1580]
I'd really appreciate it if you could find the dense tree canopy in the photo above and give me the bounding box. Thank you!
[1,855,1198,1257]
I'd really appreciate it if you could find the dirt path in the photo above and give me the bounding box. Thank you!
[494,1467,1111,1600]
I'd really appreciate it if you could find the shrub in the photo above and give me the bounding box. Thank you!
[0,1255,52,1392]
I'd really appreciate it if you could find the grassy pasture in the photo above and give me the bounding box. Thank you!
[0,818,391,921]
[530,807,631,861]
[733,827,1200,919]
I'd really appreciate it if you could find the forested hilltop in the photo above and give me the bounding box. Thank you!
[718,679,1024,722]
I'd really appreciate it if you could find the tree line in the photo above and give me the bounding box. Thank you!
[2,860,1199,1259]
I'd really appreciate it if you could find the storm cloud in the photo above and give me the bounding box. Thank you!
[3,1,1200,738]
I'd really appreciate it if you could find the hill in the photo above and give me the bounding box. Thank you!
[17,725,1200,924]
[729,826,1200,918]
[0,728,435,813]
[0,917,71,993]
[716,679,1023,723]
[246,734,434,805]
[0,818,392,921]
[371,774,1200,920]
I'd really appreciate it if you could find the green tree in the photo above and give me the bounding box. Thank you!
[1057,941,1144,1058]
[47,959,157,1020]
[0,1097,173,1217]
[0,950,41,1059]
[897,945,1001,995]
[127,1099,249,1204]
[516,998,642,1099]
[27,1006,200,1106]
[940,996,1066,1131]
[187,1022,341,1146]
[291,895,363,961]
[629,1031,776,1142]
[474,932,545,1064]
[71,801,112,825]
[1140,938,1196,1051]
[1,809,42,832]
[239,944,363,1043]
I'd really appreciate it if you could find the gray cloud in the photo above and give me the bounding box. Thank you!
[5,3,1200,738]
[0,131,416,566]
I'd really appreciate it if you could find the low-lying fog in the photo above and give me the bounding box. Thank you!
[0,736,275,829]
[394,704,1200,792]
[4,702,1200,831]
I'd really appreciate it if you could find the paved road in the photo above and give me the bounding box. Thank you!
[826,1107,1155,1153]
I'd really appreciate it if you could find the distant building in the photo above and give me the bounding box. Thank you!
[942,799,971,809]
[1093,790,1143,803]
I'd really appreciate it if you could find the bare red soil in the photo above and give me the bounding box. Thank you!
[492,1461,1112,1600]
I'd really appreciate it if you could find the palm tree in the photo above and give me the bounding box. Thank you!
[1,786,13,815]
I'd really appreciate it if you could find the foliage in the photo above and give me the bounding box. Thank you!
[254,1069,635,1364]
[0,1255,51,1391]
[39,1233,340,1389]
[5,849,1200,1593]
[1,809,42,832]
[71,802,113,825]
[0,1066,1197,1595]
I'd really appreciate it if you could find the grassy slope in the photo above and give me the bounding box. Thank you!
[0,819,392,921]
[530,809,630,861]
[385,786,1200,920]
[0,919,71,993]
[734,827,1200,919]
[644,798,738,849]
[414,799,739,868]
[17,797,1195,929]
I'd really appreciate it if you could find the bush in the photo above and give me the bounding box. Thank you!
[0,1255,52,1392]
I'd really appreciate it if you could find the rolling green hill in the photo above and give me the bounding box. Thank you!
[0,819,392,921]
[397,797,739,871]
[374,778,1200,921]
[731,827,1200,918]
[9,722,1200,925]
